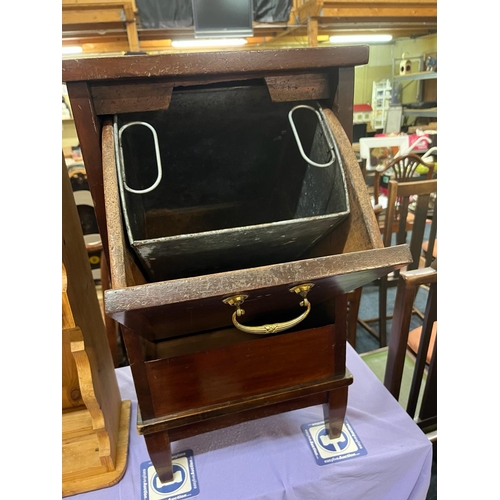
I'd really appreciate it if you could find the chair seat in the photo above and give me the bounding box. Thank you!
[359,265,437,437]
[358,177,437,348]
[422,238,438,258]
[360,348,426,414]
[407,321,437,364]
[378,211,415,233]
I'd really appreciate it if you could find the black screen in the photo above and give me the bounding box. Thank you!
[192,0,254,37]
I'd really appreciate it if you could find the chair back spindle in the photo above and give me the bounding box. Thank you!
[373,153,435,206]
[358,177,437,347]
[383,264,437,432]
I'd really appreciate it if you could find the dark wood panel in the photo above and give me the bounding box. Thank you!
[166,393,330,441]
[106,245,410,311]
[120,326,157,420]
[155,326,267,359]
[105,245,410,336]
[332,67,355,143]
[66,82,108,255]
[62,46,369,82]
[265,73,331,102]
[91,80,173,114]
[137,373,353,435]
[146,325,337,415]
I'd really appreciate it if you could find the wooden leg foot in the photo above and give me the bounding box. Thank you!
[324,386,348,439]
[144,431,174,483]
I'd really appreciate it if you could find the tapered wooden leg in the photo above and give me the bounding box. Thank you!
[144,431,173,483]
[346,288,362,349]
[324,386,349,439]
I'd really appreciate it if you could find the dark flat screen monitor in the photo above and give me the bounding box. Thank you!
[192,0,254,38]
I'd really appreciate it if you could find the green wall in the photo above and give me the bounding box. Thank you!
[354,44,393,104]
[354,33,437,106]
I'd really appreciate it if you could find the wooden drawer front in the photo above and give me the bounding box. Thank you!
[146,325,337,416]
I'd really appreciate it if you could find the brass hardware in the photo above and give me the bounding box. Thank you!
[222,284,314,335]
[222,294,249,317]
[289,283,315,297]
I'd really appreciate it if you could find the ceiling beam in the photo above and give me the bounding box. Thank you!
[63,0,140,51]
[62,0,437,56]
[295,0,437,23]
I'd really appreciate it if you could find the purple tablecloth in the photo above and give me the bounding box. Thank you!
[75,344,432,500]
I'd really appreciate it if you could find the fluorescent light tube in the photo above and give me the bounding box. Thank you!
[62,46,83,55]
[171,38,248,48]
[329,35,393,44]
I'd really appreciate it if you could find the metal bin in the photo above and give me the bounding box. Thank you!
[114,84,350,282]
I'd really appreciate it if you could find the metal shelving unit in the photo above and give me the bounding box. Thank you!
[392,57,437,119]
[393,71,437,83]
[402,107,437,118]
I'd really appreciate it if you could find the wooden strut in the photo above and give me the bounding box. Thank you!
[62,0,140,52]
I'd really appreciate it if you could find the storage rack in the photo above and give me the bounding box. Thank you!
[392,56,437,119]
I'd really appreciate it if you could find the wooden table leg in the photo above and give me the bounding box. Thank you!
[144,431,174,484]
[324,385,349,439]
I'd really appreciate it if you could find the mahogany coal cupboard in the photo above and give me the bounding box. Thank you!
[62,47,412,482]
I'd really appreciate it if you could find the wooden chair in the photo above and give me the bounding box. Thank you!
[381,152,436,317]
[373,153,434,231]
[422,233,437,268]
[357,176,437,347]
[346,204,382,349]
[373,153,435,206]
[346,286,362,348]
[361,262,437,438]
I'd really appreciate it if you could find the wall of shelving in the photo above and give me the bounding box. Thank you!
[353,33,437,106]
[392,34,437,105]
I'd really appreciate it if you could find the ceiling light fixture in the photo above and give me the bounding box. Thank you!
[62,46,83,55]
[171,38,248,48]
[329,34,393,44]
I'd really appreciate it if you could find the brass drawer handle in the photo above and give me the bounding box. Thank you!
[223,283,314,335]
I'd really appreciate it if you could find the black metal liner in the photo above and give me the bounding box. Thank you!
[114,81,350,282]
